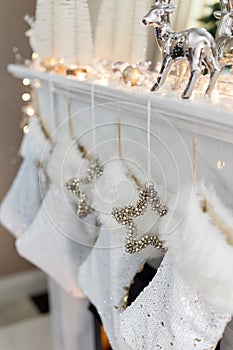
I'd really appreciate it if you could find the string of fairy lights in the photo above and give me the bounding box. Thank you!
[20,78,35,134]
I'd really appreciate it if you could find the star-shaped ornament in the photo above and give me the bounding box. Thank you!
[66,158,103,218]
[112,183,168,254]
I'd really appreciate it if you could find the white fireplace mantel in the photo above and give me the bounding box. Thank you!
[8,64,233,144]
[8,63,233,207]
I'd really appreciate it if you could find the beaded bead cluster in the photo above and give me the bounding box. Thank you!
[66,158,104,218]
[112,183,168,254]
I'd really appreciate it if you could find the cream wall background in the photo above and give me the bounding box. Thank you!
[172,0,216,31]
[88,0,217,67]
[0,0,216,277]
[88,0,216,36]
[0,0,35,276]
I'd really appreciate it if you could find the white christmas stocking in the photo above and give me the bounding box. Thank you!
[161,182,233,313]
[78,226,162,350]
[19,117,50,161]
[16,184,98,296]
[120,252,230,350]
[78,158,165,349]
[16,133,100,295]
[0,118,50,237]
[0,160,43,237]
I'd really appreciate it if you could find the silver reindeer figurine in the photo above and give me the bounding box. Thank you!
[142,0,220,99]
[214,0,233,68]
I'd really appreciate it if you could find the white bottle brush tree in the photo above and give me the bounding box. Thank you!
[94,0,152,63]
[25,0,93,66]
[25,0,54,59]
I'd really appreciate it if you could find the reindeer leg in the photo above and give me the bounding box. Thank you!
[206,70,220,97]
[172,61,188,90]
[204,55,221,97]
[182,70,201,99]
[182,46,206,99]
[217,39,227,61]
[151,56,173,92]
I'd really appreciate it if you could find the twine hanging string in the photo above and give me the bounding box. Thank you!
[118,113,122,159]
[38,117,52,142]
[117,110,142,189]
[147,97,152,181]
[66,88,93,162]
[91,83,96,151]
[67,93,74,139]
[48,75,56,141]
[31,88,52,142]
[34,76,53,143]
[192,136,198,184]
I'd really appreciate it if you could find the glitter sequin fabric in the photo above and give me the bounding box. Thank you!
[120,253,230,350]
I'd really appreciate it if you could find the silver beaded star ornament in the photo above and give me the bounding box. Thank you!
[112,183,168,254]
[66,157,104,218]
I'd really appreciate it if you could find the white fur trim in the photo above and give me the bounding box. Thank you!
[92,158,164,241]
[46,134,87,188]
[161,182,233,313]
[92,159,137,227]
[19,117,51,162]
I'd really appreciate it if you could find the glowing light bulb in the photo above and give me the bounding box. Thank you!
[212,89,220,102]
[34,79,41,88]
[55,65,66,75]
[58,58,65,65]
[32,52,39,60]
[41,58,57,71]
[26,107,35,117]
[23,78,30,86]
[23,125,30,134]
[66,66,87,80]
[76,71,87,81]
[100,77,109,86]
[22,93,31,102]
[217,160,226,170]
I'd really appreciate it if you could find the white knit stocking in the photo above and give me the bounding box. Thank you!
[0,118,50,237]
[17,184,98,296]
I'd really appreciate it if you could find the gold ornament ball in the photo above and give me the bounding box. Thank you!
[122,66,142,86]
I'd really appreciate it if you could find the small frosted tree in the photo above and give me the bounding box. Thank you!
[94,0,152,63]
[26,0,93,66]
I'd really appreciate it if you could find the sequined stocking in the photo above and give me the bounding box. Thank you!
[78,226,164,349]
[120,252,230,350]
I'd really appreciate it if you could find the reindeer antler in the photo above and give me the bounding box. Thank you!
[154,0,171,4]
[220,0,231,11]
[228,0,233,10]
[214,0,233,18]
[154,0,176,11]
